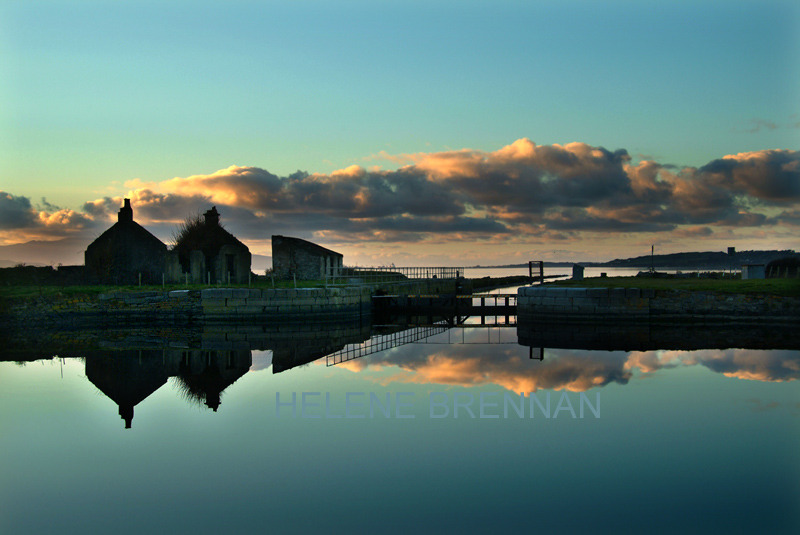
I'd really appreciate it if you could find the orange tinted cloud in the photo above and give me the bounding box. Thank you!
[3,141,799,258]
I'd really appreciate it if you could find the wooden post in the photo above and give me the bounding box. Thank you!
[138,272,141,287]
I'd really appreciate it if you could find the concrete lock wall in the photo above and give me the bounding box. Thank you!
[517,286,800,324]
[742,264,766,280]
[199,287,371,320]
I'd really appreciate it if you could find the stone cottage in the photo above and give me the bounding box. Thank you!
[271,235,343,280]
[167,207,251,284]
[85,199,167,284]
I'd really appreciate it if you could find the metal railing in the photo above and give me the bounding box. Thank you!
[324,266,465,285]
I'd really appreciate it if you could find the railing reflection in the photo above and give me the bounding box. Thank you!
[326,323,451,366]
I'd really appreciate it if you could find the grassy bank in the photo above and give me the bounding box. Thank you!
[0,279,332,303]
[3,275,799,304]
[544,276,800,297]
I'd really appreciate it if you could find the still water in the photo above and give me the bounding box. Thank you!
[466,265,738,279]
[1,317,798,534]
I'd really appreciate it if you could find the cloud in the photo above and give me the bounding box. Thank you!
[691,349,800,382]
[0,191,96,244]
[0,192,37,230]
[135,141,800,239]
[4,139,800,256]
[335,343,632,393]
[624,349,800,383]
[700,150,800,202]
[673,226,714,238]
[744,118,778,134]
[330,345,799,393]
[775,209,800,226]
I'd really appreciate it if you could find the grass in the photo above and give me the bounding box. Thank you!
[545,276,800,297]
[0,279,336,301]
[0,275,422,303]
[3,275,799,303]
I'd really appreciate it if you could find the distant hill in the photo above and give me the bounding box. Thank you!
[470,250,799,270]
[601,250,799,269]
[0,237,89,267]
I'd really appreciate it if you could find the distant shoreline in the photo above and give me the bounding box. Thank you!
[468,249,798,271]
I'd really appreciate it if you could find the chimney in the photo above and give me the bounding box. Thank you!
[204,206,220,226]
[118,198,133,223]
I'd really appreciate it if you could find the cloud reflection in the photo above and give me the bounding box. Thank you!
[330,340,800,392]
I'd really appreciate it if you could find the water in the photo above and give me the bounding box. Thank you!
[1,320,798,534]
[465,265,731,279]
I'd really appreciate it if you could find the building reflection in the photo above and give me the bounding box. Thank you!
[85,351,168,429]
[84,349,252,427]
[173,349,252,411]
[1,314,798,428]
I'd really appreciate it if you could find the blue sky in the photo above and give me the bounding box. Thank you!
[1,1,798,265]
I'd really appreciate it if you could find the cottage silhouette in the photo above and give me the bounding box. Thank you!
[85,199,251,285]
[167,206,251,284]
[85,199,166,284]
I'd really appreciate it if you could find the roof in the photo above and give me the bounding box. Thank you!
[272,235,343,258]
[86,219,166,252]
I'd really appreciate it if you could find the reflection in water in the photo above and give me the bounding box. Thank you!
[2,317,799,427]
[85,349,252,427]
[336,341,800,393]
[173,349,252,411]
[85,351,168,429]
[3,316,798,534]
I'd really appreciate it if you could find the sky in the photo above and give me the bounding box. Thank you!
[1,0,799,268]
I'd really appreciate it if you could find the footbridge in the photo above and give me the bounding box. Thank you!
[372,293,517,326]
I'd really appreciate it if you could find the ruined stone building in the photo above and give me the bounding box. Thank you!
[84,199,167,284]
[85,200,251,285]
[167,206,251,284]
[271,235,343,280]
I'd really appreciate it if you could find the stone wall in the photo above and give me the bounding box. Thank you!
[272,235,343,280]
[199,287,371,321]
[517,286,800,324]
[1,279,456,328]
